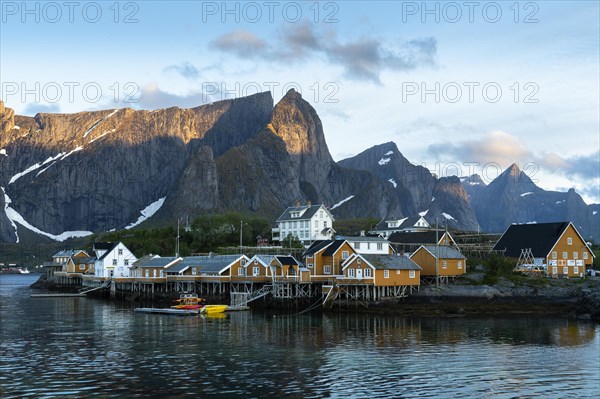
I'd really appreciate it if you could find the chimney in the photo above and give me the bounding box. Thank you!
[295,199,300,208]
[307,200,312,207]
[360,230,365,236]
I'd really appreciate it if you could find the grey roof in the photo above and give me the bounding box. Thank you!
[166,256,207,273]
[276,204,325,222]
[362,254,421,270]
[185,255,245,274]
[72,256,96,265]
[98,243,119,260]
[388,231,446,244]
[138,257,179,268]
[52,249,88,258]
[131,255,157,268]
[248,255,277,266]
[419,245,465,259]
[323,240,348,256]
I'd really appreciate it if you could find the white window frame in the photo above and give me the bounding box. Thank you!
[112,259,117,266]
[159,270,164,278]
[79,264,85,270]
[458,261,462,269]
[357,258,361,264]
[562,252,568,259]
[409,270,416,278]
[384,270,389,278]
[573,252,578,259]
[324,265,331,274]
[124,259,129,266]
[354,242,361,249]
[552,251,557,259]
[442,260,447,269]
[574,266,579,274]
[567,237,572,245]
[364,268,371,278]
[240,259,247,266]
[238,267,245,276]
[118,248,123,255]
[192,267,197,275]
[348,269,355,277]
[308,263,313,269]
[583,252,588,259]
[145,270,149,277]
[253,266,260,276]
[342,251,349,259]
[377,243,383,250]
[563,266,568,274]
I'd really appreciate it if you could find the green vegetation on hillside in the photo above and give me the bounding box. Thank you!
[334,218,380,236]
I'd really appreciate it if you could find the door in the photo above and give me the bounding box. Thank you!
[356,269,363,279]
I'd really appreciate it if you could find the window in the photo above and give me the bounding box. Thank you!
[442,260,447,269]
[583,252,588,259]
[552,251,557,259]
[112,259,117,266]
[458,261,462,269]
[145,270,149,277]
[159,270,164,278]
[573,252,578,259]
[367,243,371,250]
[253,267,260,276]
[567,237,572,245]
[357,258,361,264]
[237,267,245,276]
[324,265,331,274]
[320,211,324,218]
[241,259,247,266]
[348,269,355,277]
[192,267,197,275]
[308,263,313,269]
[574,266,579,274]
[307,255,313,259]
[153,270,157,277]
[364,268,371,277]
[377,243,383,250]
[384,270,389,278]
[562,252,568,259]
[124,260,129,266]
[563,267,568,274]
[293,221,297,228]
[396,270,400,274]
[323,221,327,228]
[354,242,361,249]
[342,251,349,259]
[409,270,416,278]
[79,264,85,270]
[118,248,123,255]
[254,260,258,265]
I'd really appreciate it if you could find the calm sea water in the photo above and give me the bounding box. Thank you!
[1,274,599,398]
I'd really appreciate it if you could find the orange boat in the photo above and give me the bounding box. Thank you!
[171,294,205,310]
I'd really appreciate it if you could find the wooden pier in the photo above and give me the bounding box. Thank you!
[31,293,87,298]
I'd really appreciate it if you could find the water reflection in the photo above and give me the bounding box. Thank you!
[1,275,599,398]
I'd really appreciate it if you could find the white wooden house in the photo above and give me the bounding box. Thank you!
[94,242,138,278]
[272,203,335,245]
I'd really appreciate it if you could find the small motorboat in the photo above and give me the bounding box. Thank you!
[200,304,228,315]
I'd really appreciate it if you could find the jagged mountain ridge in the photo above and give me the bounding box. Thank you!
[466,164,599,241]
[0,92,403,242]
[337,142,480,231]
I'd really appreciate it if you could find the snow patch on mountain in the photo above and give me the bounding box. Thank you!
[388,178,397,188]
[125,197,167,230]
[331,195,355,210]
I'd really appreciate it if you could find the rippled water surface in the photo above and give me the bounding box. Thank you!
[1,274,599,398]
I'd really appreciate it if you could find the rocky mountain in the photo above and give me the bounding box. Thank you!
[0,92,402,243]
[338,142,480,231]
[466,164,599,241]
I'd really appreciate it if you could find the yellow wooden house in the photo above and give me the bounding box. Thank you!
[341,254,421,287]
[303,239,356,279]
[410,245,466,277]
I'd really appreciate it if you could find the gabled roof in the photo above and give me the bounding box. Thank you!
[303,240,333,257]
[138,256,180,268]
[52,249,88,258]
[184,255,247,274]
[98,243,119,260]
[362,254,422,270]
[276,204,332,222]
[273,255,303,267]
[323,240,349,256]
[131,255,157,268]
[166,256,206,273]
[388,231,448,245]
[72,256,96,265]
[247,255,277,267]
[93,242,114,251]
[345,235,388,243]
[414,245,465,260]
[492,222,586,258]
[374,216,428,232]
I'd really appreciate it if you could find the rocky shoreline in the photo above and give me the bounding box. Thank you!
[30,274,600,320]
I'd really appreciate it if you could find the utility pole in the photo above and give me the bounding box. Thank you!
[239,220,247,253]
[176,219,180,257]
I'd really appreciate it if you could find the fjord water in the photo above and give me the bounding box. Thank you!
[1,275,599,398]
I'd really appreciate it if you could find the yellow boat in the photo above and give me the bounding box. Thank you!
[200,305,228,315]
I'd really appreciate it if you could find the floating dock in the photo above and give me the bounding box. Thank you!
[30,293,87,298]
[133,307,200,316]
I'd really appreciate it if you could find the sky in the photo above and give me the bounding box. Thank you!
[1,0,599,203]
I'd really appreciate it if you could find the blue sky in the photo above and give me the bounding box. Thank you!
[1,1,599,202]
